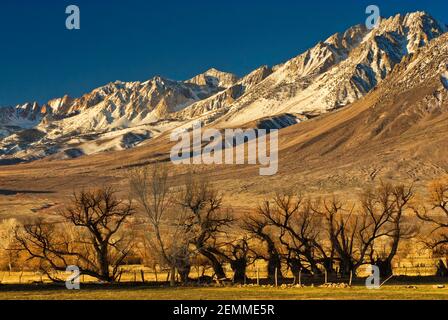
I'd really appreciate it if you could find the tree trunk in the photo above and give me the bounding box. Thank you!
[339,258,354,277]
[98,245,112,282]
[288,257,309,283]
[264,237,283,281]
[231,259,247,283]
[267,254,282,281]
[199,249,226,280]
[322,257,335,275]
[304,252,321,275]
[436,259,448,277]
[169,266,176,287]
[177,263,191,283]
[374,259,393,278]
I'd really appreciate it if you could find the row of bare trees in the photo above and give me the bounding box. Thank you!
[243,184,415,280]
[7,165,448,284]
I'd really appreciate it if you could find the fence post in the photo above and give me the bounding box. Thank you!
[349,271,353,286]
[141,270,145,283]
[275,268,278,287]
[256,266,260,286]
[19,270,24,284]
[299,269,302,286]
[154,266,158,283]
[324,270,328,284]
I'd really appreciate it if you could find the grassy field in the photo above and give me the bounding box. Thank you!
[0,284,447,300]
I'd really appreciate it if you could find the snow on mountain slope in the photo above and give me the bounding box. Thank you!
[0,103,45,139]
[219,11,447,126]
[0,102,44,125]
[186,68,239,88]
[0,11,446,164]
[49,75,231,130]
[0,72,236,162]
[175,65,273,121]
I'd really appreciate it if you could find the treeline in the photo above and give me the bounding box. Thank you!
[2,165,448,284]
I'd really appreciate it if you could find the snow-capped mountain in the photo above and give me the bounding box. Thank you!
[219,11,447,126]
[0,11,446,164]
[0,71,238,162]
[0,103,45,138]
[186,68,239,88]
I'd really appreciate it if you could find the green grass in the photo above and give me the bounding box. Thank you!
[1,284,448,300]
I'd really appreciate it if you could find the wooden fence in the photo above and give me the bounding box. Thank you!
[0,264,440,285]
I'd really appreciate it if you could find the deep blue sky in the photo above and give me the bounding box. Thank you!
[1,0,447,106]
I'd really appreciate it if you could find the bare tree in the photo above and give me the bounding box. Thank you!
[208,237,254,283]
[258,192,328,277]
[316,197,358,276]
[129,164,191,285]
[16,188,134,282]
[367,183,415,276]
[414,179,448,250]
[317,182,414,276]
[242,213,283,281]
[0,218,20,272]
[178,172,233,280]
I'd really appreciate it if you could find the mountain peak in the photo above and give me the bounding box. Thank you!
[186,68,239,88]
[205,67,224,74]
[376,11,446,36]
[324,24,368,52]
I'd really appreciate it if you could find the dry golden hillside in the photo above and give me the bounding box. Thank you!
[1,34,448,218]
